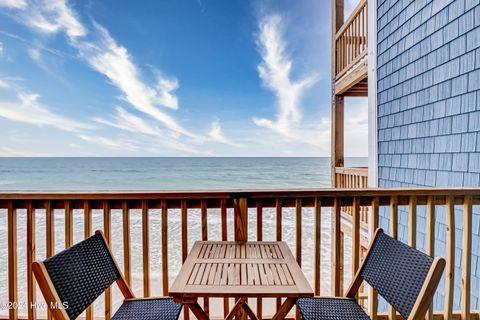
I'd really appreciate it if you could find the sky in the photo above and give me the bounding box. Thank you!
[0,0,367,157]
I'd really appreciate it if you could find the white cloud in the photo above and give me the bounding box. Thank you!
[76,134,129,149]
[93,107,203,154]
[21,0,86,38]
[0,0,26,9]
[253,14,318,140]
[71,23,196,138]
[0,79,10,89]
[0,91,90,132]
[208,119,242,147]
[6,0,196,140]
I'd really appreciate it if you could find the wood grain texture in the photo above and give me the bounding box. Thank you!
[142,200,150,297]
[462,196,472,320]
[444,196,455,320]
[84,201,93,320]
[162,200,169,296]
[8,201,18,320]
[314,197,321,296]
[27,201,36,320]
[103,201,112,320]
[425,196,435,320]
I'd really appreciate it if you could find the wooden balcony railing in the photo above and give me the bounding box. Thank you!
[334,167,368,189]
[0,189,479,320]
[334,0,368,80]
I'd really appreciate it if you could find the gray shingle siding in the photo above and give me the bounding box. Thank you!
[377,0,480,312]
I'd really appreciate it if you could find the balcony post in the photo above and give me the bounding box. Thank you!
[331,0,344,187]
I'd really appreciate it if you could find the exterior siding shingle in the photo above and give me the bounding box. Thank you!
[377,0,480,312]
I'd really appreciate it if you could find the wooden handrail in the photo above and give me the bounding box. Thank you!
[0,188,479,319]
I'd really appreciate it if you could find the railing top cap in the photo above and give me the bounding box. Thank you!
[0,188,479,200]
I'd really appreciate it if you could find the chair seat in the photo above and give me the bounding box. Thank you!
[112,298,182,320]
[297,297,370,320]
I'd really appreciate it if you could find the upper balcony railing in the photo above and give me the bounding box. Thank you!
[0,188,479,319]
[334,0,368,80]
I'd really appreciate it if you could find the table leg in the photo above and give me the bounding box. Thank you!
[271,298,298,320]
[186,301,210,320]
[241,302,258,320]
[225,298,246,320]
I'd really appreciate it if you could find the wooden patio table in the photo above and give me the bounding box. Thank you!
[169,241,314,320]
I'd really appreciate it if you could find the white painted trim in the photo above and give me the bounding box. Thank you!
[367,0,378,188]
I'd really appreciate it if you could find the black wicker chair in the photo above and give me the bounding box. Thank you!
[33,231,182,320]
[297,228,445,320]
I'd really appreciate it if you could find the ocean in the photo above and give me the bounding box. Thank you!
[0,157,367,318]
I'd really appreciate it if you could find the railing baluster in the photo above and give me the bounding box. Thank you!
[27,201,36,320]
[84,200,93,320]
[200,199,210,316]
[352,197,360,284]
[370,198,379,320]
[444,196,455,320]
[389,196,398,319]
[256,200,263,320]
[103,201,112,320]
[122,201,131,286]
[64,200,73,248]
[462,196,472,320]
[295,198,302,266]
[181,199,190,320]
[142,200,150,297]
[332,197,341,296]
[276,198,282,310]
[162,200,169,296]
[295,198,302,320]
[220,199,229,319]
[314,197,321,296]
[408,196,417,248]
[8,201,18,320]
[425,196,435,320]
[45,200,54,320]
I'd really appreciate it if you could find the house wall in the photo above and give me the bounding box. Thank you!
[376,0,480,311]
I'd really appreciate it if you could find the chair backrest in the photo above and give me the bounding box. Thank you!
[359,229,443,319]
[37,233,120,319]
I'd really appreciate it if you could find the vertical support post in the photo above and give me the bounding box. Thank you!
[142,200,150,298]
[162,200,169,296]
[234,197,248,241]
[84,200,93,320]
[122,201,131,286]
[389,196,398,320]
[408,196,417,248]
[8,201,18,320]
[234,197,248,320]
[314,197,322,296]
[64,200,73,249]
[45,201,54,320]
[425,196,435,320]
[369,197,379,320]
[331,0,345,187]
[276,198,282,310]
[27,201,36,320]
[256,200,263,320]
[462,196,472,320]
[201,199,209,316]
[444,196,455,320]
[332,197,342,296]
[181,200,190,320]
[103,201,112,320]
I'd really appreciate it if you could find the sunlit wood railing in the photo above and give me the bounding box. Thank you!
[1,189,479,320]
[334,0,368,80]
[335,167,369,227]
[335,167,368,189]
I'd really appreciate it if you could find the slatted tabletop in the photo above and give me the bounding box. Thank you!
[170,241,313,298]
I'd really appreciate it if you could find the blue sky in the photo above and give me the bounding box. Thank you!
[0,0,367,156]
